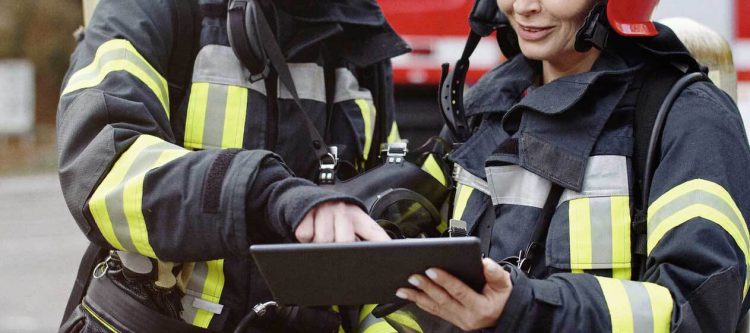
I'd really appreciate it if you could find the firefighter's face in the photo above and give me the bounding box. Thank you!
[498,0,598,62]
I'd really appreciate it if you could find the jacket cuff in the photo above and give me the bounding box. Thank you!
[277,185,367,238]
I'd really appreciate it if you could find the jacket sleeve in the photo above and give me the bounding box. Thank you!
[57,0,360,263]
[488,82,750,332]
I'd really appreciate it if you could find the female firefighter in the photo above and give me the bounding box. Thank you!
[395,0,750,332]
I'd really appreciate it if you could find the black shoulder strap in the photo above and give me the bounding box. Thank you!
[631,65,708,278]
[166,0,199,114]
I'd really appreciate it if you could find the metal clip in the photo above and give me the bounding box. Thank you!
[382,142,408,165]
[92,254,114,279]
[318,146,338,185]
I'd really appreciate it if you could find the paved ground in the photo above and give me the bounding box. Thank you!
[0,174,87,332]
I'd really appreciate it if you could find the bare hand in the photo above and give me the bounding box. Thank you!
[294,201,390,243]
[395,258,512,331]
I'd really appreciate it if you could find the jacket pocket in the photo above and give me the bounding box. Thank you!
[546,155,633,279]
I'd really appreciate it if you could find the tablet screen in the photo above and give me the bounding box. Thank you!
[250,237,485,306]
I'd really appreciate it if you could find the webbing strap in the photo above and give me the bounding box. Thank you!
[167,0,198,115]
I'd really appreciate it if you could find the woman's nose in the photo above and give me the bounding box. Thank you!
[513,0,541,16]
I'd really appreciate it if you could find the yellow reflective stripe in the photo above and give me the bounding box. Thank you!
[421,154,446,186]
[82,301,120,333]
[387,121,401,143]
[184,82,209,150]
[647,179,750,295]
[597,277,634,333]
[644,283,673,333]
[452,183,475,220]
[596,277,673,333]
[569,198,593,270]
[612,268,631,280]
[193,259,225,328]
[362,322,396,333]
[385,312,423,333]
[360,304,377,324]
[63,39,169,116]
[355,99,375,161]
[611,196,632,275]
[221,86,248,148]
[571,269,585,274]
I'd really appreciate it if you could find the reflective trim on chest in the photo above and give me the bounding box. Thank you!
[452,155,633,277]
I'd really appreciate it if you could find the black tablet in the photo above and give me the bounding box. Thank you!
[250,237,485,306]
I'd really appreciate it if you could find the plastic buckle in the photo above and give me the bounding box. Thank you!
[318,146,338,185]
[382,142,408,165]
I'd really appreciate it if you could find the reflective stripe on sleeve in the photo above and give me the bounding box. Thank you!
[568,196,631,274]
[355,99,376,161]
[647,179,750,295]
[184,83,248,150]
[181,260,226,328]
[596,277,673,333]
[88,135,188,258]
[62,39,170,117]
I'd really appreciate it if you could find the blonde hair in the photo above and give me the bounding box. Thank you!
[659,17,737,101]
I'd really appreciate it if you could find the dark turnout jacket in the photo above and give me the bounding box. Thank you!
[434,33,750,332]
[57,0,407,330]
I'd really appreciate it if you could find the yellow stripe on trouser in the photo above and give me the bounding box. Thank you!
[88,135,188,257]
[596,277,673,333]
[62,39,170,117]
[355,99,376,161]
[568,196,632,278]
[358,304,423,333]
[192,260,225,328]
[647,179,750,296]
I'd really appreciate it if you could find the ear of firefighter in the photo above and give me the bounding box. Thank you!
[660,17,738,101]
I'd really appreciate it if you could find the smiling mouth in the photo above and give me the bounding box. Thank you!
[516,24,554,41]
[519,24,552,33]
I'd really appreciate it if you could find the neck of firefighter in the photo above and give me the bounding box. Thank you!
[542,47,600,84]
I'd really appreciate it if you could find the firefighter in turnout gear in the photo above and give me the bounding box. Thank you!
[395,0,750,332]
[57,0,410,331]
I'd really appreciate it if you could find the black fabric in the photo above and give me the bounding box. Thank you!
[166,0,199,115]
[203,149,242,214]
[84,274,215,333]
[60,243,109,328]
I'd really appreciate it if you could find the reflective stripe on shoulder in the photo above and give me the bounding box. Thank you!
[355,98,376,161]
[452,182,476,221]
[387,122,401,144]
[595,277,672,333]
[180,260,226,328]
[452,164,490,196]
[62,39,170,117]
[88,135,188,258]
[568,196,631,276]
[421,154,446,186]
[647,179,750,295]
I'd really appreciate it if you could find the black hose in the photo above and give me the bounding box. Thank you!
[234,301,278,333]
[641,72,708,209]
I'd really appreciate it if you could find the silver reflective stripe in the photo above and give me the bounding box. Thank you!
[104,142,171,252]
[278,63,326,102]
[452,164,491,196]
[485,164,552,208]
[201,84,229,148]
[559,155,629,204]
[192,298,224,315]
[589,197,614,267]
[333,68,373,103]
[622,281,655,333]
[180,294,199,324]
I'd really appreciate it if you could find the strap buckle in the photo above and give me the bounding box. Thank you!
[382,142,408,165]
[448,219,468,237]
[318,146,338,185]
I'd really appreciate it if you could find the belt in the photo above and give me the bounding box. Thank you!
[84,275,215,333]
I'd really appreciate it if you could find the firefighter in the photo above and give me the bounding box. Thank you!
[57,0,407,331]
[395,0,750,332]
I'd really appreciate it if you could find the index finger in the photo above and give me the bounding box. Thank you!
[351,210,390,241]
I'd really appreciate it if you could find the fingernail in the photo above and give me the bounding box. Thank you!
[408,275,420,287]
[425,269,438,280]
[396,289,408,299]
[487,263,497,272]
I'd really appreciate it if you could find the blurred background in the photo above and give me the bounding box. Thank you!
[0,0,748,331]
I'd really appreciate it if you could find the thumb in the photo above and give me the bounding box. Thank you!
[482,258,511,293]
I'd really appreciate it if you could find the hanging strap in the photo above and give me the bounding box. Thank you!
[514,185,564,275]
[438,31,481,143]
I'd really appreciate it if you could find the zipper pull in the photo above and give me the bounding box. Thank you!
[92,254,114,279]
